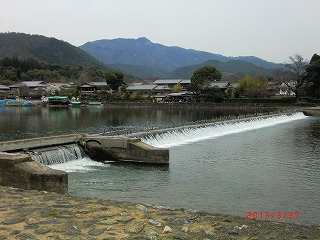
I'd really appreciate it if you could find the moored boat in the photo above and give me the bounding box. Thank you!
[47,96,70,105]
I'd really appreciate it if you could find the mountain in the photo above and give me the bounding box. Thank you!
[0,32,106,68]
[80,37,228,72]
[79,37,279,74]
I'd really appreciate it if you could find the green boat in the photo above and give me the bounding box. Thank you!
[47,96,70,105]
[88,101,102,105]
[69,101,82,106]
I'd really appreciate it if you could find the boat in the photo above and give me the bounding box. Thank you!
[88,101,102,106]
[47,96,70,105]
[69,101,82,106]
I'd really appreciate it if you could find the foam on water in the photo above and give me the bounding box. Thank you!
[31,143,108,172]
[49,157,107,172]
[31,144,85,165]
[141,112,308,148]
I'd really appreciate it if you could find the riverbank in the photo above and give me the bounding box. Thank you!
[1,186,319,240]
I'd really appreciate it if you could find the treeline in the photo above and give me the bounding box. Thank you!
[0,33,106,68]
[0,56,106,84]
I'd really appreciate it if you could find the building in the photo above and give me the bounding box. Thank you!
[278,82,296,96]
[80,82,110,94]
[49,83,73,89]
[9,81,49,91]
[209,82,231,91]
[152,79,191,90]
[0,84,10,92]
[125,79,233,101]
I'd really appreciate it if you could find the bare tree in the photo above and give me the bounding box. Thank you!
[275,54,308,102]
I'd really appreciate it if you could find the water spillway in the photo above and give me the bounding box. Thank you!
[139,112,308,148]
[30,144,86,165]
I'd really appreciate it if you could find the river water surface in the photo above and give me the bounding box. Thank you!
[0,106,319,226]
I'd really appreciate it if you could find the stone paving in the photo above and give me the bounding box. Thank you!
[0,186,319,240]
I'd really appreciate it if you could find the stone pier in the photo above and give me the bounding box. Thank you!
[0,152,67,194]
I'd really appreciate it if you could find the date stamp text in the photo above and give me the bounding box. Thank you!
[246,211,299,220]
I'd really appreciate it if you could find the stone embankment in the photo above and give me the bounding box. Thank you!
[0,186,319,240]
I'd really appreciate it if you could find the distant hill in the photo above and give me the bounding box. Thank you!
[168,59,275,79]
[108,63,168,80]
[80,37,279,76]
[0,32,106,68]
[80,37,233,72]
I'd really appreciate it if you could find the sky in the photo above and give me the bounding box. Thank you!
[1,0,320,63]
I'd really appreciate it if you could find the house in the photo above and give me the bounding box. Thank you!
[0,84,10,92]
[152,79,191,90]
[126,85,157,95]
[209,82,231,91]
[180,80,191,90]
[277,82,296,96]
[167,91,194,102]
[80,82,110,94]
[49,83,73,89]
[9,81,49,91]
[266,82,281,95]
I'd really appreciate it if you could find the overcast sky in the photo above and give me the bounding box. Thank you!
[1,0,319,63]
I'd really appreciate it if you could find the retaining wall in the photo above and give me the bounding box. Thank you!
[0,152,67,194]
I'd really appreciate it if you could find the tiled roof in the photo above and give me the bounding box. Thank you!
[180,80,191,84]
[89,82,109,86]
[209,82,230,88]
[9,81,48,88]
[126,85,157,91]
[0,84,10,90]
[153,79,182,84]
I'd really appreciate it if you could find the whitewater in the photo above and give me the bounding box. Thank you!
[141,112,308,148]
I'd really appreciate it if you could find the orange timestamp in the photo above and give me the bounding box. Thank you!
[246,211,299,220]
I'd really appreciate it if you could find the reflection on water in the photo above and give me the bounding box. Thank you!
[0,106,273,141]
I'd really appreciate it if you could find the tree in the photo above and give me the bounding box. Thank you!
[237,74,268,98]
[105,70,124,91]
[191,65,222,91]
[172,83,182,92]
[275,54,308,102]
[305,54,320,97]
[206,87,226,102]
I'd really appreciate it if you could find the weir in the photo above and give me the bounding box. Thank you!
[136,112,308,148]
[30,144,86,165]
[0,111,310,193]
[0,134,169,193]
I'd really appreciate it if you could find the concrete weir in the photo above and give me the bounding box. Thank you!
[0,134,169,193]
[80,136,169,164]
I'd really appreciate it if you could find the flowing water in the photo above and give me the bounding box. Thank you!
[31,144,86,165]
[1,106,319,226]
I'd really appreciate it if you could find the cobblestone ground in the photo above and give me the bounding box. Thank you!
[0,186,319,240]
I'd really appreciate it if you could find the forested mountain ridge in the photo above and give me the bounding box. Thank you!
[0,33,278,81]
[80,37,279,71]
[80,37,279,79]
[0,32,106,68]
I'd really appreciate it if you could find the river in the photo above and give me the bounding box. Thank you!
[0,105,319,226]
